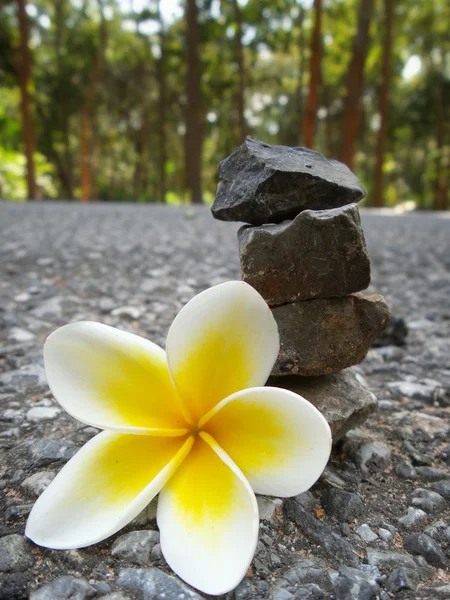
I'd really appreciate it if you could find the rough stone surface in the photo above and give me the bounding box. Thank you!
[212,136,366,225]
[385,567,419,594]
[238,204,370,305]
[116,568,203,600]
[394,460,417,480]
[0,536,34,573]
[30,576,96,600]
[20,471,56,497]
[284,500,359,567]
[28,439,77,467]
[356,524,378,543]
[411,488,447,513]
[434,480,450,499]
[373,316,408,347]
[323,489,364,521]
[271,369,378,441]
[335,567,379,600]
[1,204,449,599]
[366,550,416,572]
[403,533,448,569]
[271,293,390,376]
[111,531,160,566]
[0,573,29,600]
[398,507,428,529]
[257,497,283,524]
[353,441,392,474]
[26,406,60,423]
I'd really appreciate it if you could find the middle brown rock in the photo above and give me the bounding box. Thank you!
[239,203,371,306]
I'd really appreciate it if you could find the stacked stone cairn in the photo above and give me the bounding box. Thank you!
[211,136,391,440]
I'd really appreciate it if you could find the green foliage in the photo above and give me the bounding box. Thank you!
[2,0,449,206]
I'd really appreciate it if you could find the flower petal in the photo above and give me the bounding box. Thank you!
[202,387,332,497]
[166,281,279,421]
[157,433,259,595]
[44,321,190,433]
[26,432,194,549]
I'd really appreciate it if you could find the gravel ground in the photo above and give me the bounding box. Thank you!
[0,202,449,600]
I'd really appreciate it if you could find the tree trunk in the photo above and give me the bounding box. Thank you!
[232,0,246,143]
[16,0,37,200]
[80,106,92,203]
[55,0,74,199]
[434,69,447,210]
[339,0,375,170]
[157,0,167,202]
[373,0,394,208]
[185,0,203,204]
[302,0,322,149]
[80,0,106,202]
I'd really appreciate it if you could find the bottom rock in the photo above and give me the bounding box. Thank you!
[269,368,377,441]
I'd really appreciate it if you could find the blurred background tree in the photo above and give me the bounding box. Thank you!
[0,0,449,207]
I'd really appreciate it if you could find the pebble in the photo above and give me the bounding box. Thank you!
[433,480,450,499]
[26,407,61,423]
[354,441,391,474]
[323,489,364,522]
[116,567,204,600]
[394,460,417,480]
[28,439,77,467]
[111,531,160,566]
[378,528,393,543]
[0,536,34,573]
[403,533,448,569]
[385,567,419,593]
[397,507,428,529]
[415,466,450,482]
[257,497,283,524]
[356,524,378,543]
[5,504,33,521]
[424,520,448,540]
[21,471,56,497]
[30,576,96,600]
[284,500,359,567]
[8,328,35,342]
[366,550,416,571]
[387,380,442,403]
[281,557,332,592]
[410,488,447,513]
[335,567,379,600]
[0,572,29,600]
[14,292,31,302]
[110,306,143,320]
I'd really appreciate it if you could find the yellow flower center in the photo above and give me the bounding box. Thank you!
[188,423,202,437]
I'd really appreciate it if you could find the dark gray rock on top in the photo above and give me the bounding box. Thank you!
[212,136,367,225]
[270,368,378,441]
[239,204,370,305]
[272,293,390,377]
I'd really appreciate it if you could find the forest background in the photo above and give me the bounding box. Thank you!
[1,0,449,209]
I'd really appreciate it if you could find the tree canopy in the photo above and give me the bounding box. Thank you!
[1,0,449,208]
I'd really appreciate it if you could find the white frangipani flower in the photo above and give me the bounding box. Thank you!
[26,281,332,595]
